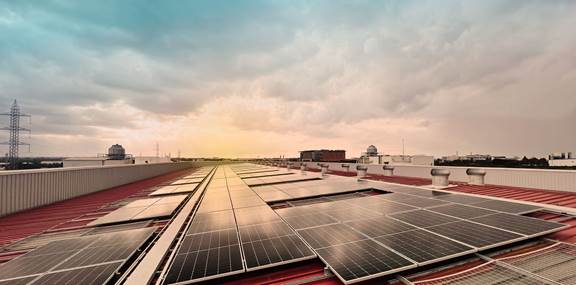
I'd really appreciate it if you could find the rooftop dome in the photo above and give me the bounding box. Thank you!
[366,145,378,156]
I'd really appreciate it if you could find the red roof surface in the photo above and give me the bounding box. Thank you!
[1,167,575,285]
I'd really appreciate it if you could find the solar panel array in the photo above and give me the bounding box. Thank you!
[4,163,563,285]
[244,172,322,187]
[88,195,187,226]
[252,178,383,202]
[149,183,200,196]
[270,181,566,284]
[0,228,154,285]
[163,166,315,284]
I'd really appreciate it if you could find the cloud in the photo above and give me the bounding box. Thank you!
[0,1,575,157]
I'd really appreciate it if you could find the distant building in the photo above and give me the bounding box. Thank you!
[63,144,135,168]
[548,152,576,167]
[300,149,346,162]
[359,145,434,166]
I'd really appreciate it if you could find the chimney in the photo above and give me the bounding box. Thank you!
[431,168,450,187]
[356,165,368,181]
[382,165,394,176]
[466,168,486,185]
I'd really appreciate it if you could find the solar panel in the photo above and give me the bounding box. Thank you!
[149,183,199,196]
[345,217,416,238]
[375,229,475,264]
[85,221,151,236]
[89,195,186,226]
[238,221,295,243]
[31,261,123,285]
[472,200,542,214]
[283,213,338,230]
[179,229,239,252]
[324,207,382,222]
[3,229,91,252]
[390,210,458,228]
[395,197,451,208]
[245,175,321,187]
[296,224,365,249]
[427,220,523,249]
[433,193,492,204]
[0,277,36,285]
[0,252,76,280]
[316,239,416,284]
[242,234,316,271]
[234,206,281,226]
[348,198,417,215]
[427,204,497,219]
[377,193,417,202]
[240,172,293,179]
[274,205,318,218]
[0,228,154,282]
[470,213,567,236]
[164,245,244,284]
[187,210,236,234]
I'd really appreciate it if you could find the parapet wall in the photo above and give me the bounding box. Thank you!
[0,162,201,217]
[294,162,576,193]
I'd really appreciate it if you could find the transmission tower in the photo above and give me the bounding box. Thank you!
[1,100,31,170]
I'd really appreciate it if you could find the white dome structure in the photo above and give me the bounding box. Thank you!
[366,145,378,156]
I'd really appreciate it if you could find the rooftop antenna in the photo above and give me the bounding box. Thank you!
[1,100,31,170]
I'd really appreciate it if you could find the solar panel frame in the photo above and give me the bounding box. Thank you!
[374,229,475,265]
[241,234,316,272]
[282,213,339,230]
[471,199,542,214]
[296,224,366,249]
[389,210,459,228]
[426,203,498,219]
[470,213,568,236]
[163,245,245,284]
[345,217,417,238]
[426,220,525,250]
[29,261,124,285]
[315,239,416,284]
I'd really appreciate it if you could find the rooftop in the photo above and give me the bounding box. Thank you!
[0,163,575,285]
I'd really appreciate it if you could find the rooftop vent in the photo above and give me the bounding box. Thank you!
[431,168,450,187]
[466,168,487,185]
[107,144,126,160]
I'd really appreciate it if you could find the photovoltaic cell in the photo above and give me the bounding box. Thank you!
[242,234,315,270]
[187,210,236,234]
[427,220,523,249]
[375,229,474,264]
[390,210,458,228]
[31,262,123,285]
[324,207,381,222]
[0,252,75,280]
[316,239,415,284]
[164,245,244,284]
[179,229,239,253]
[434,194,492,204]
[283,213,338,230]
[395,197,451,208]
[239,221,294,243]
[472,200,541,214]
[234,206,281,226]
[345,217,416,238]
[296,224,365,249]
[470,213,567,236]
[427,203,497,219]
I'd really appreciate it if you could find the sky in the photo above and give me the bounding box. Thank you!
[1,0,575,158]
